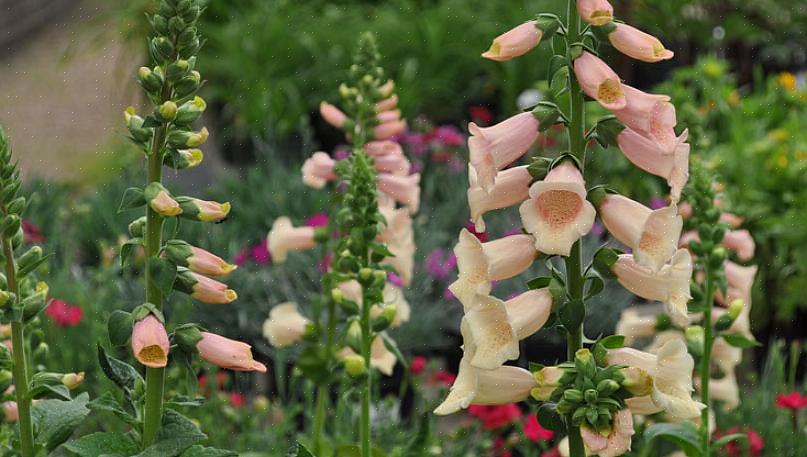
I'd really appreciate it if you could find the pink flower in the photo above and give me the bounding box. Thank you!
[374,120,408,140]
[469,112,539,192]
[376,173,421,213]
[468,165,532,232]
[190,273,238,304]
[482,21,542,62]
[301,151,337,189]
[186,246,237,277]
[365,140,404,157]
[613,85,678,154]
[577,0,613,26]
[305,213,330,228]
[468,404,522,430]
[617,128,690,202]
[387,271,404,288]
[432,125,465,146]
[574,51,626,110]
[22,220,44,244]
[45,299,84,327]
[376,95,399,113]
[250,240,272,265]
[320,102,348,128]
[318,253,332,273]
[465,223,488,242]
[581,409,634,457]
[524,415,554,442]
[228,392,247,408]
[722,229,755,261]
[775,391,807,411]
[431,371,456,386]
[716,427,763,457]
[608,23,674,63]
[410,356,427,375]
[426,248,457,281]
[3,402,17,422]
[374,152,411,176]
[131,314,170,368]
[196,332,267,372]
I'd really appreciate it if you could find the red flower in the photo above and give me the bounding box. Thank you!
[22,220,44,244]
[493,436,512,457]
[776,391,807,411]
[431,370,456,386]
[524,415,554,443]
[464,223,488,242]
[716,427,763,457]
[228,392,246,408]
[410,356,427,376]
[469,105,494,125]
[541,447,562,457]
[44,299,83,327]
[468,404,522,430]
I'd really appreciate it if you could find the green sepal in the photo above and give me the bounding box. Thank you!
[107,310,134,347]
[118,187,147,213]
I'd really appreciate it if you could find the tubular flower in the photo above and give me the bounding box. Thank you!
[165,240,236,276]
[376,95,398,113]
[608,23,674,63]
[197,332,267,372]
[468,165,532,232]
[267,216,318,263]
[597,193,682,272]
[376,173,421,213]
[581,409,635,457]
[707,373,739,411]
[176,197,231,222]
[617,129,690,202]
[189,272,238,304]
[434,321,536,415]
[378,205,415,285]
[365,140,403,157]
[577,0,613,26]
[262,302,311,348]
[302,151,337,189]
[615,307,659,346]
[131,314,170,368]
[373,152,411,176]
[374,119,407,140]
[148,190,182,217]
[531,366,565,401]
[320,102,348,128]
[519,161,596,256]
[612,249,692,325]
[482,21,542,62]
[607,339,705,419]
[613,85,678,154]
[468,112,539,192]
[573,51,626,110]
[721,229,755,262]
[721,261,757,305]
[448,229,538,307]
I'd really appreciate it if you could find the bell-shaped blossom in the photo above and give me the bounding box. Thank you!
[721,261,757,306]
[374,152,411,176]
[320,102,347,128]
[615,307,659,346]
[365,140,403,157]
[302,151,337,189]
[448,229,538,307]
[131,314,170,368]
[377,173,420,213]
[434,321,536,415]
[581,409,635,457]
[607,339,704,419]
[263,302,310,348]
[519,161,596,256]
[618,129,690,202]
[608,23,674,63]
[577,0,613,26]
[722,229,755,261]
[177,197,231,222]
[187,246,237,277]
[190,272,238,304]
[376,95,398,113]
[468,112,539,192]
[612,249,692,325]
[149,190,182,217]
[339,335,397,376]
[374,120,407,140]
[711,336,743,376]
[468,165,531,232]
[504,288,554,340]
[614,85,677,154]
[574,51,626,110]
[197,331,267,372]
[598,194,682,272]
[378,206,415,285]
[482,21,542,62]
[267,216,318,263]
[707,373,739,411]
[3,402,17,422]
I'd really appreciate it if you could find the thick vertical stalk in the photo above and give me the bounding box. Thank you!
[312,299,337,454]
[4,239,34,457]
[700,268,714,456]
[360,283,372,457]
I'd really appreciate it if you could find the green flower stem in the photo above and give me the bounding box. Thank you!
[360,273,373,457]
[3,237,34,457]
[312,298,337,454]
[700,265,714,456]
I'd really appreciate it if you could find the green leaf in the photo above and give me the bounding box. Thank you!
[164,395,205,408]
[527,276,552,290]
[98,344,143,391]
[31,393,91,452]
[287,442,315,457]
[181,445,238,457]
[137,409,207,457]
[87,392,138,426]
[712,432,747,449]
[121,238,144,268]
[558,300,584,331]
[61,431,140,457]
[599,335,625,349]
[644,423,703,456]
[584,271,604,299]
[536,403,565,433]
[118,187,146,213]
[721,333,760,348]
[16,253,53,278]
[380,332,407,370]
[108,310,134,347]
[149,257,178,296]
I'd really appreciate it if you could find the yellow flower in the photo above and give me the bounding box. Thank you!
[727,90,740,106]
[778,72,797,91]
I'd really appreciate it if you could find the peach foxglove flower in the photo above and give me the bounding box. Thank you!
[581,409,635,457]
[448,229,537,307]
[577,0,613,26]
[374,119,407,140]
[339,335,398,376]
[597,193,683,272]
[320,101,348,128]
[197,332,267,372]
[302,151,337,189]
[531,366,565,401]
[482,21,542,62]
[722,229,755,261]
[434,321,536,415]
[615,307,659,346]
[365,140,403,157]
[468,165,531,232]
[263,302,310,348]
[149,190,182,217]
[468,112,539,192]
[131,314,170,368]
[377,109,401,124]
[378,206,415,285]
[504,288,554,340]
[374,152,411,176]
[607,339,705,419]
[574,51,626,110]
[177,197,231,222]
[618,129,690,202]
[189,272,238,304]
[376,173,420,213]
[3,402,17,422]
[608,23,674,63]
[614,85,678,154]
[612,249,692,325]
[165,240,236,277]
[722,261,757,306]
[268,216,318,263]
[519,161,596,256]
[376,95,398,113]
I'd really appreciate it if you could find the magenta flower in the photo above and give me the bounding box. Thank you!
[305,213,330,228]
[431,125,465,146]
[387,272,404,288]
[426,248,457,281]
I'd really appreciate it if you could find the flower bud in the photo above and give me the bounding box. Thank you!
[196,331,266,372]
[33,342,49,360]
[371,304,397,332]
[563,388,584,403]
[344,354,367,378]
[128,216,147,238]
[6,197,26,215]
[0,291,13,308]
[124,107,153,143]
[253,395,269,413]
[176,197,230,222]
[164,240,236,276]
[583,388,599,404]
[346,320,363,353]
[157,101,178,121]
[728,299,744,320]
[0,214,20,238]
[685,325,705,347]
[17,246,43,271]
[144,182,182,217]
[166,59,191,82]
[531,366,564,401]
[137,66,163,92]
[22,282,49,322]
[167,127,209,148]
[62,372,85,390]
[150,36,174,61]
[597,379,620,396]
[164,149,204,169]
[331,288,344,304]
[131,314,170,368]
[175,269,237,304]
[174,96,206,125]
[174,70,201,98]
[0,344,11,370]
[620,367,652,396]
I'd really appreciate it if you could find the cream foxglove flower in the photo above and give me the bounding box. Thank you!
[301,151,337,189]
[597,193,682,272]
[378,205,415,285]
[581,409,635,457]
[574,51,626,110]
[615,307,659,346]
[721,261,757,306]
[263,302,311,348]
[468,165,531,232]
[706,373,739,411]
[267,216,317,263]
[519,161,596,256]
[468,112,539,192]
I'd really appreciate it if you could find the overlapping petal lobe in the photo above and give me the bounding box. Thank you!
[301,151,337,189]
[435,321,479,415]
[482,234,538,280]
[708,373,739,411]
[722,229,755,261]
[581,427,608,453]
[608,23,674,63]
[710,337,743,375]
[598,409,635,457]
[652,340,704,419]
[617,128,690,202]
[574,51,626,110]
[468,112,539,192]
[263,302,310,348]
[505,288,553,339]
[468,165,532,232]
[376,173,420,213]
[635,204,684,273]
[625,395,663,415]
[482,21,542,62]
[614,85,677,153]
[464,296,519,369]
[267,216,317,263]
[577,0,613,25]
[448,229,492,307]
[598,193,651,246]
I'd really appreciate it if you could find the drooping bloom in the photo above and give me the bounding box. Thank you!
[608,23,674,63]
[613,85,677,154]
[468,112,539,192]
[617,129,690,202]
[482,21,542,62]
[519,161,596,256]
[165,241,236,277]
[607,339,704,419]
[262,302,311,348]
[468,165,532,232]
[301,151,337,189]
[615,307,659,346]
[612,249,692,325]
[448,229,538,307]
[376,95,398,113]
[320,102,348,128]
[197,331,267,372]
[131,314,170,368]
[581,409,634,457]
[376,173,421,213]
[597,194,682,272]
[721,229,755,262]
[577,0,613,26]
[177,197,231,222]
[373,152,411,176]
[267,216,318,263]
[573,51,626,110]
